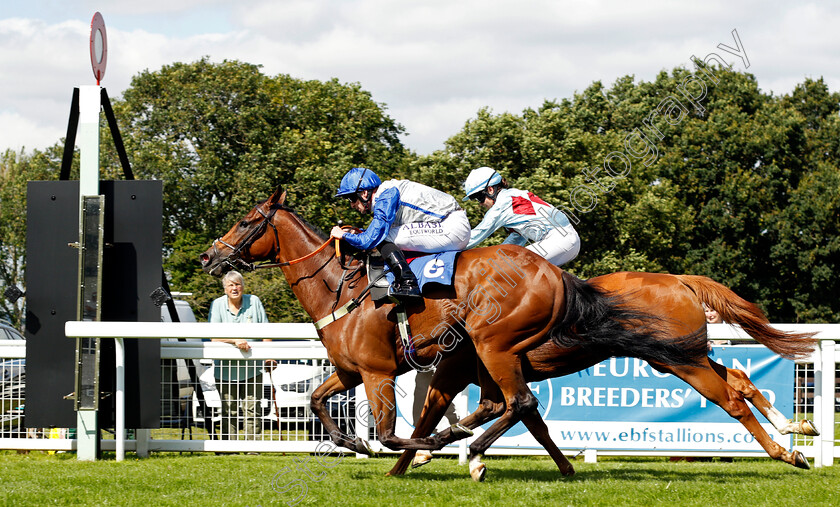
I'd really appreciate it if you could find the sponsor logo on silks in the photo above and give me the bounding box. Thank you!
[401,221,445,235]
[401,221,443,230]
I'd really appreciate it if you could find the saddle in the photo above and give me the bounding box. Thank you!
[366,252,393,303]
[315,250,457,345]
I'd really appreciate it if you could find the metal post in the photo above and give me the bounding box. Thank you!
[75,84,103,461]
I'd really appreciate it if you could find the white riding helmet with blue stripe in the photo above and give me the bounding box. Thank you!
[463,166,502,201]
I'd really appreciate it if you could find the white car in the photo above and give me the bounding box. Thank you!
[261,361,326,428]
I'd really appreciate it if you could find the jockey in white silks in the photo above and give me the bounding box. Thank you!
[463,166,580,267]
[330,167,470,299]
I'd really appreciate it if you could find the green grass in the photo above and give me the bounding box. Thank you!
[1,452,838,506]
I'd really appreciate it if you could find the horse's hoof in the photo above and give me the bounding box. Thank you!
[469,456,486,482]
[800,419,820,437]
[355,437,374,456]
[792,450,811,470]
[470,463,486,482]
[561,464,576,477]
[412,450,433,469]
[450,423,474,440]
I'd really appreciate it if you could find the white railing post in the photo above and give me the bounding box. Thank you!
[355,387,370,459]
[814,339,836,467]
[456,387,468,465]
[115,337,125,461]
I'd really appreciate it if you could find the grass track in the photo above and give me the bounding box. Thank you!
[1,452,838,506]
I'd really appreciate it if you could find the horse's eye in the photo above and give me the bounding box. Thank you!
[239,220,249,228]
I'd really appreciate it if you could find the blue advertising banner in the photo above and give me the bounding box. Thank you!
[395,345,794,453]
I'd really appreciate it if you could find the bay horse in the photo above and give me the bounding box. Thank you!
[389,272,819,478]
[199,185,708,479]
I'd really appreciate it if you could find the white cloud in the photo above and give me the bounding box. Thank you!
[0,111,65,154]
[2,1,840,156]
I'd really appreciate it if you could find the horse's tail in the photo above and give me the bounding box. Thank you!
[675,275,817,360]
[552,271,708,366]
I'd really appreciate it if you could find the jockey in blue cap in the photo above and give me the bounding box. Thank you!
[463,166,581,267]
[331,167,470,299]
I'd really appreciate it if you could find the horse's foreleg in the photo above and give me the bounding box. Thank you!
[387,383,460,476]
[669,362,811,469]
[310,371,371,455]
[391,363,506,476]
[430,360,504,444]
[361,372,441,452]
[714,362,820,436]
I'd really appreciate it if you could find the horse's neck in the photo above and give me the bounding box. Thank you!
[277,217,359,321]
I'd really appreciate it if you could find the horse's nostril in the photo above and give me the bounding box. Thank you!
[199,253,209,264]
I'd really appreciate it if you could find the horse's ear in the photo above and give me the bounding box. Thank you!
[269,185,286,206]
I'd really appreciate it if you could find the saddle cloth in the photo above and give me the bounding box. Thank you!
[368,251,458,302]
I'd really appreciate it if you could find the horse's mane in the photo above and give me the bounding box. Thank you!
[269,202,329,241]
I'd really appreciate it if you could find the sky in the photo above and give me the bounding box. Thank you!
[2,1,839,157]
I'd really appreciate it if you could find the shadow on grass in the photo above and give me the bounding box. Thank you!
[377,457,804,484]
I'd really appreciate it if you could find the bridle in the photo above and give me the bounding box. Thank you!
[209,203,282,273]
[208,199,381,329]
[209,202,344,273]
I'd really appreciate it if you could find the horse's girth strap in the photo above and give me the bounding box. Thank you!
[313,299,360,330]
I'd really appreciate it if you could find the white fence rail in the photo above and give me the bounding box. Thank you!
[1,322,837,466]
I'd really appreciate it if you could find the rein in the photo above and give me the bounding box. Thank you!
[214,204,372,329]
[255,238,338,269]
[214,203,347,272]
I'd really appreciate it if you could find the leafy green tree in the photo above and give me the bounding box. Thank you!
[0,148,62,327]
[412,66,839,321]
[4,60,837,325]
[105,59,410,321]
[768,162,840,322]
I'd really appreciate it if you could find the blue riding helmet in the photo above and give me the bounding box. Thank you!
[334,167,383,198]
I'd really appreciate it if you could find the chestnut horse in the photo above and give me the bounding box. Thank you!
[390,272,819,478]
[200,186,708,479]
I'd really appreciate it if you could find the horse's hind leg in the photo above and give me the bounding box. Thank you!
[466,353,572,481]
[520,409,575,476]
[712,362,819,436]
[667,362,811,469]
[433,360,506,439]
[398,363,508,474]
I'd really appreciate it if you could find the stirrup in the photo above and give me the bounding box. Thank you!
[388,280,421,299]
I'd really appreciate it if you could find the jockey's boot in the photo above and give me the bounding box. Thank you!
[379,242,421,299]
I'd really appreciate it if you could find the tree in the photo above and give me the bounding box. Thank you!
[105,59,410,321]
[0,148,62,327]
[412,66,839,321]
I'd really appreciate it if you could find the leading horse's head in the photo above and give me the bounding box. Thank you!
[200,186,287,277]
